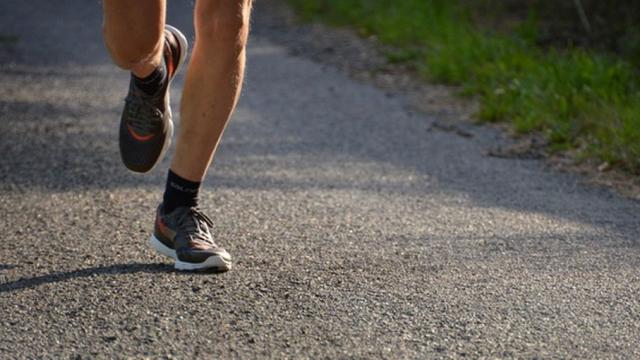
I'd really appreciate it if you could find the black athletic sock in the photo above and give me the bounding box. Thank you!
[162,170,201,214]
[132,60,167,96]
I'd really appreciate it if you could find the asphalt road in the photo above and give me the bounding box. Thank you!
[1,1,639,358]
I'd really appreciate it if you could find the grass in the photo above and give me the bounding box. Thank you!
[288,0,640,174]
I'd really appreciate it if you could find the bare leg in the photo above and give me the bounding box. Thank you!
[102,0,166,78]
[170,0,253,181]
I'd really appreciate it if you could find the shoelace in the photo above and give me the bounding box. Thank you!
[176,207,216,244]
[124,94,163,136]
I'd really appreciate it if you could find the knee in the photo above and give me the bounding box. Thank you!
[194,0,252,52]
[103,24,163,69]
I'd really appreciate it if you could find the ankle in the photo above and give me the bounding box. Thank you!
[132,61,167,96]
[162,169,202,214]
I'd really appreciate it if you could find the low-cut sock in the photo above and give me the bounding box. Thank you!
[162,170,201,214]
[132,59,167,96]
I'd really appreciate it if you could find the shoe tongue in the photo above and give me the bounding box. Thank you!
[181,208,205,233]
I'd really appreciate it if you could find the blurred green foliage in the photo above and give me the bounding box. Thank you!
[289,0,640,173]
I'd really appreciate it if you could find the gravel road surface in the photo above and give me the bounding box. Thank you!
[1,1,639,358]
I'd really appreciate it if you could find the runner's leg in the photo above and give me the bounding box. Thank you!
[152,0,252,271]
[102,0,251,271]
[170,0,253,181]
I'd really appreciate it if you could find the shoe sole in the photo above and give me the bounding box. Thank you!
[130,25,188,174]
[149,234,232,272]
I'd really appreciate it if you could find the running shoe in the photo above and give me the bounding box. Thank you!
[119,25,188,173]
[150,204,232,272]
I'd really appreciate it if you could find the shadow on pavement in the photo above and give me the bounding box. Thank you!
[0,263,174,293]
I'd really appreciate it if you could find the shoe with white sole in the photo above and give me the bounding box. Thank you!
[150,204,232,272]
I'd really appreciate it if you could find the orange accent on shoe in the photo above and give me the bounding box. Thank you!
[127,125,155,141]
[166,53,175,78]
[157,216,168,234]
[157,216,176,239]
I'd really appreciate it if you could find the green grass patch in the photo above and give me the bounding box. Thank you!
[288,0,640,173]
